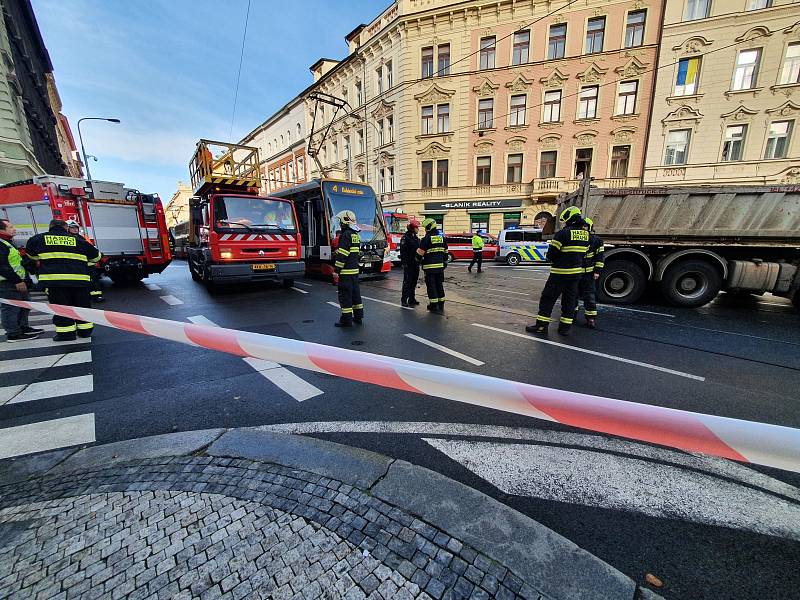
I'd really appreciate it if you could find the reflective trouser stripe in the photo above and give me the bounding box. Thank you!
[38,274,91,282]
[550,268,584,275]
[353,304,363,309]
[584,310,598,316]
[335,262,345,268]
[340,269,359,275]
[90,290,102,296]
[560,317,574,324]
[76,323,94,330]
[55,325,77,333]
[536,316,552,323]
[429,298,440,303]
[341,308,353,314]
[422,263,444,269]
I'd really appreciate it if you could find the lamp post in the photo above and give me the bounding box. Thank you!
[77,117,120,182]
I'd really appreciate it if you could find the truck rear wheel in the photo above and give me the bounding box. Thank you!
[506,252,521,266]
[660,259,722,308]
[597,260,646,304]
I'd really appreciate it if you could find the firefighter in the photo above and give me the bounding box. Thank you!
[578,217,605,329]
[26,219,100,341]
[416,218,448,313]
[67,219,104,303]
[526,206,589,336]
[333,210,363,328]
[399,219,421,307]
[468,230,485,273]
[0,218,42,341]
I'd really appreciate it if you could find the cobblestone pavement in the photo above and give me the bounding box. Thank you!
[0,456,540,600]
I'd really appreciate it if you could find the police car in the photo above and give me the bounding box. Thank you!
[496,227,549,266]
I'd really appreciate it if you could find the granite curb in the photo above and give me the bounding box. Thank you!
[0,428,663,600]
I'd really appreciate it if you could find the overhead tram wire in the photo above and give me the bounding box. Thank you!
[229,0,252,141]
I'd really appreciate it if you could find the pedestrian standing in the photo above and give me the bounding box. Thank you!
[0,219,42,342]
[399,219,421,307]
[417,218,448,313]
[26,219,100,341]
[526,207,589,336]
[468,231,485,273]
[578,217,604,329]
[333,210,363,328]
[67,219,104,303]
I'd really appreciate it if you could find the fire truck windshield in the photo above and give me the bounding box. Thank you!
[323,182,386,243]
[214,196,296,232]
[384,213,409,234]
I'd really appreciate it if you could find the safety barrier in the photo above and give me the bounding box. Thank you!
[3,298,800,474]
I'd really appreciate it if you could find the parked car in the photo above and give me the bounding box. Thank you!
[443,233,498,262]
[496,228,549,265]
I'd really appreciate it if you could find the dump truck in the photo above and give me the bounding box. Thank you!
[558,182,800,309]
[186,140,304,289]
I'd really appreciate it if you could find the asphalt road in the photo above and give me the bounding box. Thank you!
[2,259,799,600]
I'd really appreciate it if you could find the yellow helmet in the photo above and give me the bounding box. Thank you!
[584,217,594,231]
[559,206,582,223]
[335,210,359,231]
[421,217,437,232]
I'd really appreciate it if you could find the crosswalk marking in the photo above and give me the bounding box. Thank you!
[0,350,91,374]
[160,294,183,305]
[0,414,95,460]
[0,336,90,352]
[145,283,162,291]
[27,314,53,323]
[290,287,309,294]
[294,281,312,287]
[187,315,323,402]
[0,374,94,406]
[404,333,485,366]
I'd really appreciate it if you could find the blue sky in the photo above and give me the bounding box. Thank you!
[31,0,379,200]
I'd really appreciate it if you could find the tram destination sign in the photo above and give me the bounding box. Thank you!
[423,199,523,211]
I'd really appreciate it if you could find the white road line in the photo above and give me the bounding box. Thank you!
[26,314,53,323]
[261,420,800,503]
[361,295,414,310]
[145,283,162,291]
[159,295,183,305]
[0,337,90,352]
[473,323,705,381]
[0,350,91,374]
[0,374,94,405]
[294,281,313,287]
[186,316,322,402]
[404,333,484,366]
[423,438,800,542]
[509,275,547,280]
[326,301,341,309]
[290,287,309,294]
[598,304,675,318]
[0,413,95,460]
[488,288,529,296]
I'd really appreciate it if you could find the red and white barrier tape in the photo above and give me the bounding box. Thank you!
[4,298,800,473]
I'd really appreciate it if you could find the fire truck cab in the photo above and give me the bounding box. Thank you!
[187,140,304,289]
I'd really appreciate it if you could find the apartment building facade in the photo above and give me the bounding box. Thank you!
[302,0,663,234]
[644,0,800,185]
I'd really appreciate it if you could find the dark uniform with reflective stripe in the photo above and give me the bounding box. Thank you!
[419,228,448,311]
[536,218,590,330]
[334,226,363,325]
[26,225,101,339]
[578,232,604,319]
[399,230,420,305]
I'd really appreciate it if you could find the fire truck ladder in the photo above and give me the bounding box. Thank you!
[306,91,352,178]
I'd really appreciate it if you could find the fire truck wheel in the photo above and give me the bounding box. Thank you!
[189,260,202,282]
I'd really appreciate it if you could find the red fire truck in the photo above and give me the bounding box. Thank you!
[186,140,304,289]
[383,210,411,265]
[0,175,172,284]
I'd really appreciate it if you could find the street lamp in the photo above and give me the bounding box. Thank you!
[77,117,120,182]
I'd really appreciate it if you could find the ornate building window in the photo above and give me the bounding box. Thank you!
[616,81,638,115]
[480,37,496,70]
[540,151,557,178]
[610,146,630,177]
[438,45,450,76]
[422,47,434,78]
[436,159,449,187]
[512,31,530,65]
[722,125,747,161]
[780,43,800,85]
[478,99,494,129]
[543,90,562,122]
[585,17,605,55]
[665,129,691,165]
[548,25,567,59]
[421,160,433,188]
[476,156,492,184]
[578,86,598,119]
[675,58,701,96]
[733,49,761,91]
[765,121,792,159]
[510,95,527,126]
[507,154,523,183]
[625,11,646,48]
[421,106,434,134]
[437,104,450,133]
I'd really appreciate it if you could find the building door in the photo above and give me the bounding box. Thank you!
[574,148,593,179]
[471,213,489,233]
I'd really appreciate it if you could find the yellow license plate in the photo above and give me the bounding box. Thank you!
[251,263,275,271]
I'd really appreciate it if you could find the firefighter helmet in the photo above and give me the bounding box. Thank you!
[335,210,360,231]
[559,206,582,223]
[421,217,438,232]
[583,217,594,231]
[65,219,80,231]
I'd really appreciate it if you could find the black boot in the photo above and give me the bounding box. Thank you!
[334,316,353,328]
[401,299,409,307]
[427,303,438,312]
[525,322,548,335]
[558,323,571,336]
[437,301,445,313]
